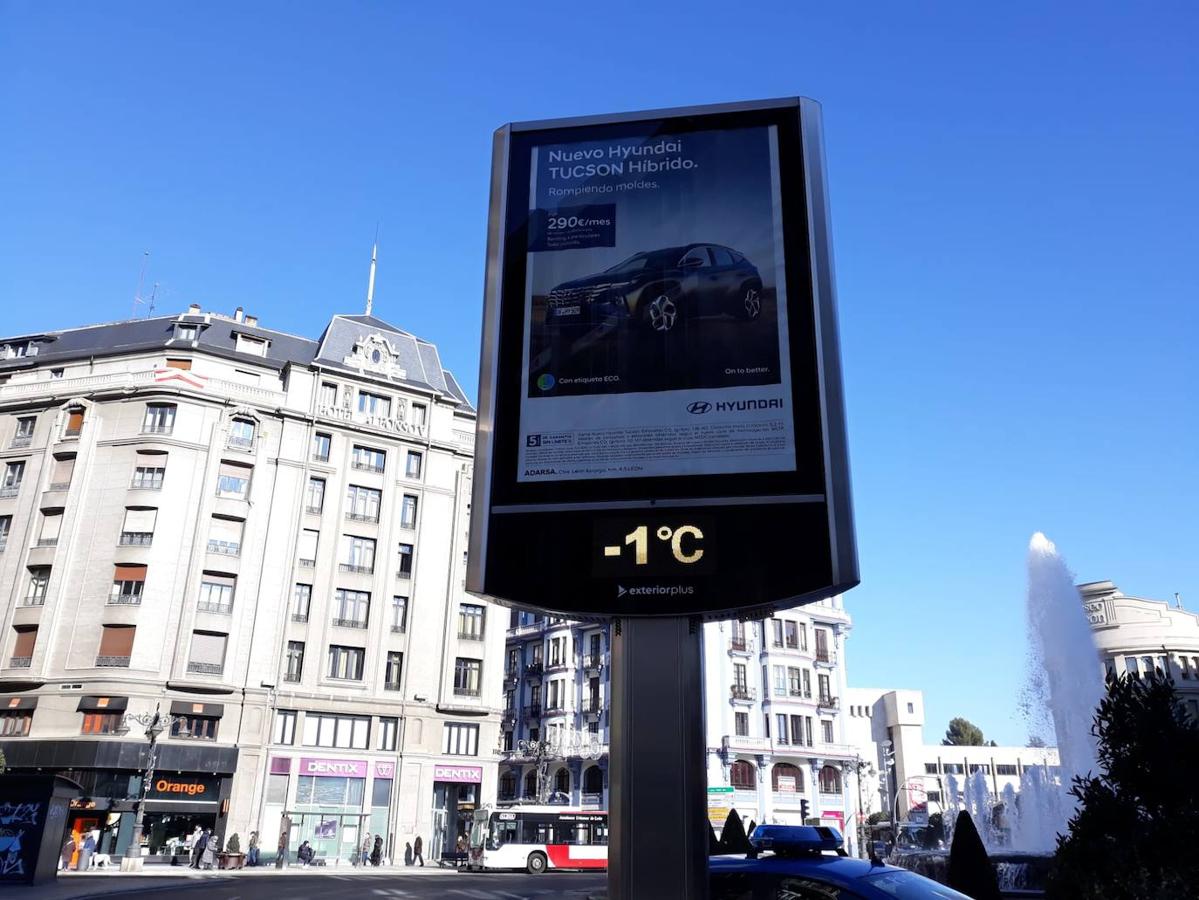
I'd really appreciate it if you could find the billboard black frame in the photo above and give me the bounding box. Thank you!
[468,97,857,620]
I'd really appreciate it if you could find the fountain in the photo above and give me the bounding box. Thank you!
[891,533,1106,893]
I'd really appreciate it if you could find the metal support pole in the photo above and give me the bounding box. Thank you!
[609,617,708,900]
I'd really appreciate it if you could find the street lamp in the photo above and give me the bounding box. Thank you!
[121,704,190,872]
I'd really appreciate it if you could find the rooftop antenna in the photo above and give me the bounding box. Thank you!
[132,250,150,318]
[365,225,379,316]
[1175,592,1184,610]
[146,282,159,318]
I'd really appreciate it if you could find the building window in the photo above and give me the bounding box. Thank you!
[110,564,147,605]
[818,674,832,705]
[378,716,398,751]
[397,543,414,578]
[340,536,376,574]
[790,715,805,746]
[1,461,25,497]
[730,760,756,789]
[302,713,369,749]
[818,765,842,794]
[821,720,834,743]
[784,620,798,649]
[292,584,311,622]
[319,382,338,407]
[120,507,157,546]
[391,596,408,633]
[10,625,37,668]
[81,712,122,734]
[0,515,10,552]
[197,573,235,614]
[357,391,391,417]
[943,763,965,775]
[11,416,35,448]
[400,494,418,529]
[787,667,801,696]
[297,528,318,567]
[143,403,176,435]
[454,658,482,696]
[925,763,940,774]
[458,604,485,640]
[131,453,166,490]
[775,714,789,744]
[284,641,304,682]
[327,645,365,680]
[435,721,479,756]
[96,624,135,667]
[206,516,242,556]
[405,451,423,479]
[235,334,267,356]
[165,357,191,370]
[735,712,749,737]
[351,445,386,473]
[996,764,1019,776]
[305,478,325,514]
[802,670,811,697]
[187,631,227,675]
[345,485,381,522]
[815,629,830,662]
[171,715,219,740]
[23,567,50,606]
[273,710,297,745]
[228,418,255,450]
[37,510,62,547]
[175,323,199,342]
[312,432,331,462]
[49,454,74,490]
[216,462,252,499]
[50,368,64,378]
[410,403,427,427]
[772,763,804,793]
[0,710,33,737]
[64,407,85,437]
[384,651,403,690]
[333,589,370,628]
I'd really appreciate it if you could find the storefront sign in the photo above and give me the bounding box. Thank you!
[433,764,482,783]
[776,776,797,793]
[146,775,220,801]
[299,758,367,778]
[468,98,857,620]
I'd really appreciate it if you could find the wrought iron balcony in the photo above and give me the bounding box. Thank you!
[187,661,223,675]
[227,435,255,451]
[523,703,541,719]
[502,673,519,690]
[10,436,32,449]
[817,694,839,710]
[730,635,748,652]
[107,593,143,606]
[0,486,20,499]
[332,618,368,629]
[207,539,240,556]
[283,672,301,683]
[525,661,544,677]
[454,686,481,697]
[338,563,374,575]
[501,708,516,727]
[583,653,604,674]
[197,600,233,615]
[345,511,380,524]
[119,532,154,546]
[297,558,315,568]
[96,656,131,667]
[351,461,385,473]
[730,685,757,702]
[458,630,484,641]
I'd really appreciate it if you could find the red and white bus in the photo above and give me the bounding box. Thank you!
[467,805,608,873]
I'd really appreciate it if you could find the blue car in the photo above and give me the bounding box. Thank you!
[711,826,970,899]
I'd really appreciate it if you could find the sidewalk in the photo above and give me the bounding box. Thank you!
[4,864,458,900]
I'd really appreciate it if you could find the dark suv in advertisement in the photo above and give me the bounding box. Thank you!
[544,243,764,333]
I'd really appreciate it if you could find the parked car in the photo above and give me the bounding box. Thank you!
[545,244,763,333]
[711,825,970,899]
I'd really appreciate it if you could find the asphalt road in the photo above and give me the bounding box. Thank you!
[58,871,606,900]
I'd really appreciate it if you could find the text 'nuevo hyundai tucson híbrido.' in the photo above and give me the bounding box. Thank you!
[544,244,764,333]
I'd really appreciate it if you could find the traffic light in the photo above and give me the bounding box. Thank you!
[800,799,810,822]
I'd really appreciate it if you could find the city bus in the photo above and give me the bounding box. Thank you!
[467,805,608,873]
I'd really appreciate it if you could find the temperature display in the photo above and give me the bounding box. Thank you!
[593,516,715,577]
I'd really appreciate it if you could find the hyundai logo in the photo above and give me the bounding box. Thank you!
[687,401,712,415]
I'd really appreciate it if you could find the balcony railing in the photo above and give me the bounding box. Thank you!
[458,630,484,641]
[0,486,21,499]
[525,662,544,676]
[187,661,223,675]
[197,600,233,615]
[207,539,241,556]
[9,656,31,668]
[383,682,401,692]
[141,424,173,435]
[817,695,839,710]
[338,563,375,575]
[523,704,541,719]
[583,653,604,673]
[730,635,748,652]
[332,618,368,629]
[351,460,385,473]
[119,532,154,546]
[501,708,516,726]
[502,673,519,690]
[47,481,71,491]
[815,649,835,665]
[305,505,323,516]
[722,735,772,753]
[345,511,380,524]
[63,427,82,438]
[107,593,143,606]
[312,451,330,464]
[10,436,32,449]
[283,672,301,683]
[96,656,131,667]
[395,568,412,579]
[454,686,481,697]
[390,624,406,634]
[227,435,255,451]
[543,702,566,715]
[772,791,807,807]
[581,698,603,716]
[730,685,757,702]
[35,538,57,548]
[22,595,46,607]
[291,613,309,623]
[0,540,7,552]
[129,477,163,491]
[297,558,315,568]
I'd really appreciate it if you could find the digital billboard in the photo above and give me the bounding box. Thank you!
[469,98,857,619]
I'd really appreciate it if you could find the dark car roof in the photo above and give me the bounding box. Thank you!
[711,853,969,898]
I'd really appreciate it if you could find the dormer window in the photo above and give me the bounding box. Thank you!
[235,334,267,357]
[5,342,38,359]
[175,323,199,342]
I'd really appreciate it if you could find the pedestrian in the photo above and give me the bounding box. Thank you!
[360,835,371,867]
[370,834,382,867]
[413,834,423,867]
[297,840,314,867]
[76,832,96,871]
[404,841,413,866]
[190,825,204,868]
[247,831,259,866]
[200,829,216,870]
[60,835,76,871]
[275,830,288,869]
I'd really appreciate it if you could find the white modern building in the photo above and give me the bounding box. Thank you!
[843,688,1060,828]
[1080,580,1199,720]
[0,305,502,865]
[702,596,861,849]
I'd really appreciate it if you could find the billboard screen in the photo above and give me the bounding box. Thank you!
[469,98,857,619]
[518,125,796,482]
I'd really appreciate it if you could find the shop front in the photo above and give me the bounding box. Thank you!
[431,763,482,859]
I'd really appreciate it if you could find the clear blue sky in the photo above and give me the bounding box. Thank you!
[2,2,1196,745]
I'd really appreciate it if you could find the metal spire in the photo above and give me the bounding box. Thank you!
[365,227,379,316]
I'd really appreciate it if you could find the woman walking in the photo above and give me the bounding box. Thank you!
[413,834,423,867]
[199,830,216,870]
[370,834,383,866]
[360,835,372,867]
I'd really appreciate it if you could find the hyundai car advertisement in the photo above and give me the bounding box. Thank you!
[517,124,796,482]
